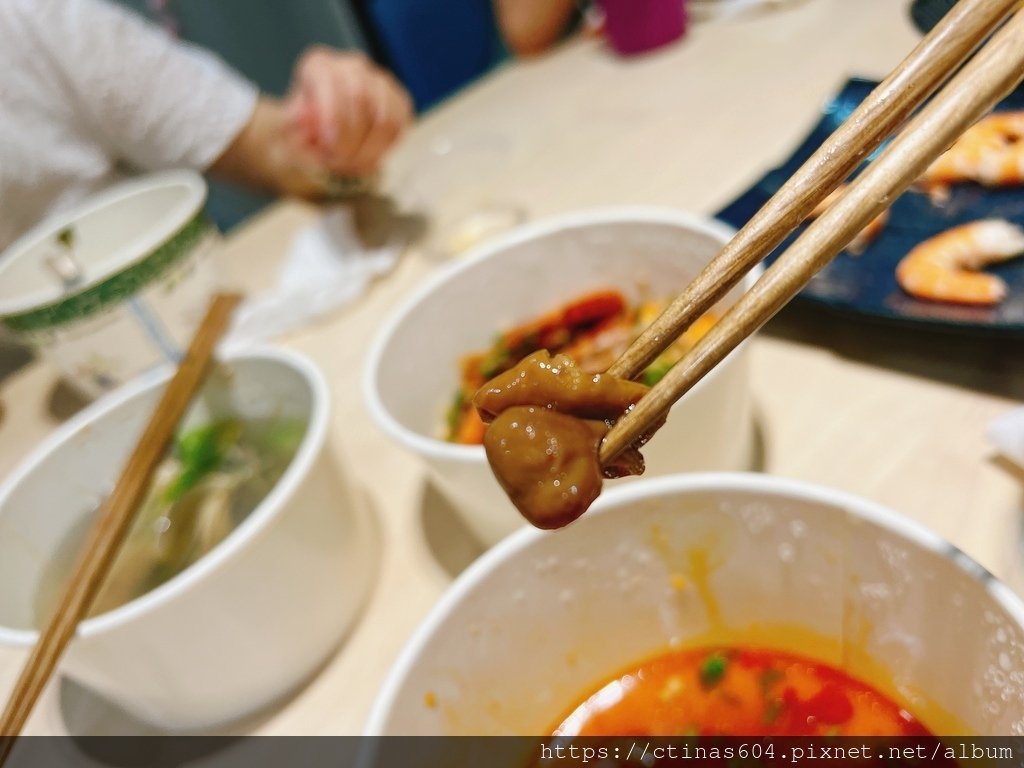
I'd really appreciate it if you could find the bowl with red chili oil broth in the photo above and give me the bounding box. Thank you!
[365,208,760,546]
[366,474,1024,740]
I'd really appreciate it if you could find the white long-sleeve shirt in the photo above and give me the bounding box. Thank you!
[0,0,259,251]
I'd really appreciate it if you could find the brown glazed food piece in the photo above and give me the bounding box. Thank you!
[474,351,653,529]
[483,407,607,529]
[474,350,648,420]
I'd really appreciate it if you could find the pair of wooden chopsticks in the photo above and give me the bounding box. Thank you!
[0,294,241,763]
[601,0,1024,465]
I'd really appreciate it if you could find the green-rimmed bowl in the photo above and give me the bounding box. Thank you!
[0,171,222,398]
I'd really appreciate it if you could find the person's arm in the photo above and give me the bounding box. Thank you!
[18,0,411,199]
[211,49,413,197]
[493,0,578,57]
[207,98,324,199]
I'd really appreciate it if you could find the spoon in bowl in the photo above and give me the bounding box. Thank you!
[42,227,85,292]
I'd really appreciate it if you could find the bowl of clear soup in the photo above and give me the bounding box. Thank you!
[0,348,376,731]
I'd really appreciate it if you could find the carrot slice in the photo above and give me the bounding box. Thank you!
[561,290,627,328]
[455,408,487,445]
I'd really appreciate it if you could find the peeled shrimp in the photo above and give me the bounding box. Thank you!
[808,184,889,255]
[895,219,1024,306]
[920,112,1024,191]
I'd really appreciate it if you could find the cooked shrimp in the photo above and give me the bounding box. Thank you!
[808,184,889,255]
[919,112,1024,191]
[895,219,1024,306]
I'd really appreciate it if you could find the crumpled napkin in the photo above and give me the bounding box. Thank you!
[225,204,404,347]
[988,407,1024,469]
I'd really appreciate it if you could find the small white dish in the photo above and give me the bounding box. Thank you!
[0,348,376,731]
[365,207,760,546]
[367,473,1024,736]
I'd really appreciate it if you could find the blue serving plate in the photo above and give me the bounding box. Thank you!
[716,77,1024,335]
[909,0,957,34]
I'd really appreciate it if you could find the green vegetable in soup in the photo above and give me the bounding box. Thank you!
[165,419,244,502]
[699,653,728,689]
[34,416,306,624]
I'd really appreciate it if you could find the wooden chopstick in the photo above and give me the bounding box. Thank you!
[0,293,241,759]
[607,0,1019,381]
[601,7,1024,464]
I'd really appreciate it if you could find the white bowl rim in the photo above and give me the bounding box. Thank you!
[0,170,208,317]
[363,206,761,465]
[0,346,331,646]
[363,471,1024,735]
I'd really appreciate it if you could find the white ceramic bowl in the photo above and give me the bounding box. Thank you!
[366,208,759,546]
[0,171,221,399]
[0,348,376,731]
[367,473,1024,736]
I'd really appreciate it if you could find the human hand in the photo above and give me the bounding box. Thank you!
[286,48,413,178]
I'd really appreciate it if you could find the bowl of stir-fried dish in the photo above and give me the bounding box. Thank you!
[366,474,1024,737]
[366,208,760,545]
[0,348,375,730]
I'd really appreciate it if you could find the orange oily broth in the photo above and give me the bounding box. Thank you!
[553,646,932,737]
[542,535,958,737]
[418,526,963,735]
[415,629,962,736]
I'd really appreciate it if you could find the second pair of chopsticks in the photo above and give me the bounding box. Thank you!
[600,0,1024,464]
[0,294,240,765]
